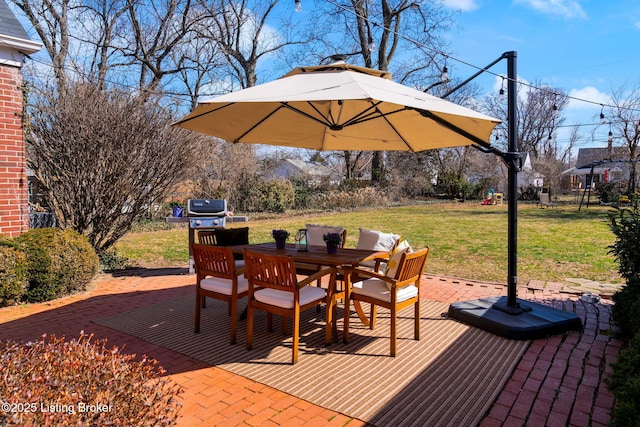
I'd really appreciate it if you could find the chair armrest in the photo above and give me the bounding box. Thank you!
[343,267,395,286]
[236,265,246,276]
[297,266,338,288]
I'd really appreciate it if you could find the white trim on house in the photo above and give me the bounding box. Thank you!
[0,34,41,67]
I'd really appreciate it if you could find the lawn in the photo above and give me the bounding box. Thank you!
[116,202,621,285]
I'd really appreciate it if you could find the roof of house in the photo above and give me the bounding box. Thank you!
[0,1,29,40]
[575,147,629,169]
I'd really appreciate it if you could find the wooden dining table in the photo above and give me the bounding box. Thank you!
[231,242,387,344]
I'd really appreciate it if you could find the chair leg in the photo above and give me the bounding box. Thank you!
[370,304,377,329]
[267,313,273,332]
[292,307,300,364]
[227,301,231,316]
[281,316,288,335]
[194,291,201,333]
[246,303,254,350]
[202,296,206,309]
[230,299,237,345]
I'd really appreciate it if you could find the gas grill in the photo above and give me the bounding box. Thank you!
[187,198,227,229]
[186,199,228,273]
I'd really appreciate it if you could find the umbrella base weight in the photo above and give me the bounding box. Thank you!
[491,299,533,315]
[448,296,582,340]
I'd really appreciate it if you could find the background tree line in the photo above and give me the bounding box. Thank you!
[11,0,637,253]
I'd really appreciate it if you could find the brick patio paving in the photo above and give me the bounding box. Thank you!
[0,269,622,426]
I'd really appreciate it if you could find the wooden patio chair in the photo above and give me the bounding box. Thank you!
[197,230,217,245]
[343,247,429,357]
[243,249,336,364]
[192,243,248,344]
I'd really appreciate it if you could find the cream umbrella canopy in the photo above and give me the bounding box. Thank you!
[174,61,501,151]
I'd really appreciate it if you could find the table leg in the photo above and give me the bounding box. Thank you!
[325,271,336,345]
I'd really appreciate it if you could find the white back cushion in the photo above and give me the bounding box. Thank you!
[356,228,400,251]
[306,224,344,246]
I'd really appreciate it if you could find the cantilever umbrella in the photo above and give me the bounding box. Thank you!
[174,61,501,152]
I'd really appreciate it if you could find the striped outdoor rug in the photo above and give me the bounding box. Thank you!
[95,296,529,426]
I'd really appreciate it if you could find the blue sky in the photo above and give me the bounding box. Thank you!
[443,0,640,153]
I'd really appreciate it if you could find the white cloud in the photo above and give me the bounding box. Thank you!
[442,0,479,12]
[567,86,610,110]
[514,0,587,19]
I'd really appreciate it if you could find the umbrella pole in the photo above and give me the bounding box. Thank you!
[448,51,582,338]
[492,51,531,314]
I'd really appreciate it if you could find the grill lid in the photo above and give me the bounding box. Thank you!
[187,199,227,216]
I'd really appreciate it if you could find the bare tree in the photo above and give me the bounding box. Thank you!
[25,82,200,251]
[607,83,640,194]
[304,0,455,185]
[194,0,308,89]
[485,80,568,158]
[11,0,73,86]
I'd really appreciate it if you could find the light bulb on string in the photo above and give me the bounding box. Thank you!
[608,123,613,143]
[552,104,558,117]
[295,0,302,12]
[600,105,605,124]
[498,77,505,101]
[367,36,376,52]
[441,57,448,81]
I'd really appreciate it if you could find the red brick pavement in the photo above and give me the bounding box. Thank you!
[0,269,622,426]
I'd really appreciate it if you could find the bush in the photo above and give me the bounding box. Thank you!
[519,185,539,201]
[608,204,640,281]
[0,332,182,426]
[14,228,99,303]
[0,246,27,306]
[236,177,295,213]
[98,249,134,272]
[598,182,621,204]
[607,201,640,425]
[612,279,640,339]
[312,187,388,210]
[607,333,640,427]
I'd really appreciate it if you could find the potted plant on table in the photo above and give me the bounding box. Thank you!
[272,229,290,250]
[323,232,342,254]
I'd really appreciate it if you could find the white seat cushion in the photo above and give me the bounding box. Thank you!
[254,285,326,309]
[200,275,249,295]
[351,279,418,303]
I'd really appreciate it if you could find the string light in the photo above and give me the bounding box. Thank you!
[552,104,558,116]
[498,77,505,101]
[441,58,448,82]
[295,0,302,12]
[367,35,376,52]
[608,123,613,143]
[600,105,606,124]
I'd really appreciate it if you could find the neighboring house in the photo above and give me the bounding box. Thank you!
[268,159,341,184]
[562,147,631,190]
[0,1,41,236]
[517,152,544,189]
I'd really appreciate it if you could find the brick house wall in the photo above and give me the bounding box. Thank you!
[0,64,28,237]
[0,0,42,237]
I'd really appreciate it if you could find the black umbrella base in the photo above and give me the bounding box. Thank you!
[448,296,582,340]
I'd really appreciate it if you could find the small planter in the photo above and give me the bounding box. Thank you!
[275,238,286,250]
[172,206,183,218]
[326,243,338,254]
[272,229,290,250]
